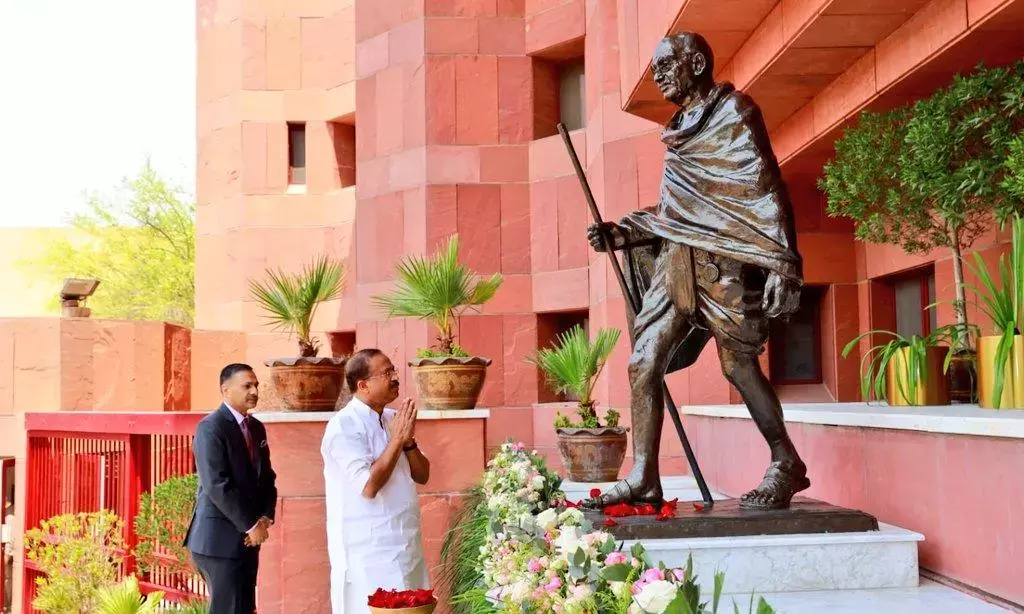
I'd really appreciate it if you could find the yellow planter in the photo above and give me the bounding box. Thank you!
[977,335,1024,409]
[885,346,950,406]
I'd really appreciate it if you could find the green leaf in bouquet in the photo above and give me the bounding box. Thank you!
[631,542,647,560]
[573,546,586,567]
[600,536,616,555]
[713,571,725,613]
[569,565,586,581]
[599,564,632,582]
[755,597,775,614]
[664,592,694,614]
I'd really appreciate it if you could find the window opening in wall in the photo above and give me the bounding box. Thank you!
[328,331,356,359]
[331,120,356,189]
[769,286,823,385]
[537,310,590,403]
[532,44,586,139]
[891,269,937,338]
[288,122,307,185]
[559,59,585,132]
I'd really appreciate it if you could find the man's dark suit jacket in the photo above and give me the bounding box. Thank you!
[185,404,278,559]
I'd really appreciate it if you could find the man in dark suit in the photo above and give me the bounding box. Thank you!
[186,363,278,614]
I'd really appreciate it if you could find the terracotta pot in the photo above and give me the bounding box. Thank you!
[408,356,491,410]
[264,356,347,412]
[369,605,436,614]
[556,427,629,483]
[884,346,949,406]
[947,349,977,404]
[977,334,1024,409]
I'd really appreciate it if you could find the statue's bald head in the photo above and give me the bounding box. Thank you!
[652,32,714,104]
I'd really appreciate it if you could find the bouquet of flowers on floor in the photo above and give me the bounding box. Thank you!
[481,441,565,529]
[446,441,775,613]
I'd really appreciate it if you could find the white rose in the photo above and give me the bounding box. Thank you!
[634,580,679,613]
[553,525,583,557]
[531,475,546,490]
[536,508,559,530]
[510,580,532,601]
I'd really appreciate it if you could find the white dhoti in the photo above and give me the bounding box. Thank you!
[323,398,429,614]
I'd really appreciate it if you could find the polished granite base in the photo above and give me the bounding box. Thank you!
[585,498,879,540]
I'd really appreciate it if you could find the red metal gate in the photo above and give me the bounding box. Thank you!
[23,412,205,611]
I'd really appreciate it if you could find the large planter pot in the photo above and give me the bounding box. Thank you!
[977,334,1024,409]
[885,346,950,406]
[556,427,629,483]
[264,356,347,412]
[408,356,491,410]
[947,349,978,404]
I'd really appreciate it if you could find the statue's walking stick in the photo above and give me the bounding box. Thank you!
[557,123,714,508]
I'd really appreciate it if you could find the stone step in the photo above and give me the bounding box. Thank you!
[561,475,726,503]
[623,523,924,595]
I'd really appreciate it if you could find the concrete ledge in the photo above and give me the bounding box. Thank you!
[683,403,1024,439]
[255,408,491,422]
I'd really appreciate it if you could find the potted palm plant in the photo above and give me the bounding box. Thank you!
[373,235,503,410]
[527,325,627,482]
[842,326,964,406]
[965,214,1024,408]
[249,254,347,411]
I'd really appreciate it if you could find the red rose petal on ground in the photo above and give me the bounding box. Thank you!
[603,518,619,527]
[565,499,580,508]
[590,488,602,498]
[693,502,706,512]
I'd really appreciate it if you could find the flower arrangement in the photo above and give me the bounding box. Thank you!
[481,441,566,530]
[443,440,776,614]
[368,588,437,611]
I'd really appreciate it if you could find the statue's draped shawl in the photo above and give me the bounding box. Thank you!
[620,83,802,283]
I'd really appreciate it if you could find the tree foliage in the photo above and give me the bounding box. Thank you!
[821,61,1024,255]
[23,163,195,326]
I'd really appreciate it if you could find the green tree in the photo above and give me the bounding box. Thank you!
[23,163,195,326]
[821,62,1024,348]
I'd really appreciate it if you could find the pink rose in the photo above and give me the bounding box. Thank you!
[672,568,686,582]
[642,568,665,583]
[604,552,628,566]
[528,558,543,573]
[632,579,648,595]
[546,576,562,592]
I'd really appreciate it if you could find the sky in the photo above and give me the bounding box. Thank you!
[0,0,196,227]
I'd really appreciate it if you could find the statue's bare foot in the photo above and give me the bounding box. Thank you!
[582,477,663,509]
[739,460,810,510]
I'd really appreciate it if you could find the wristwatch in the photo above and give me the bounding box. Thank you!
[403,440,418,452]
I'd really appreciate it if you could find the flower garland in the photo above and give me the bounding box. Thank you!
[450,441,775,614]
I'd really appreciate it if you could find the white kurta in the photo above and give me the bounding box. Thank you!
[322,397,428,614]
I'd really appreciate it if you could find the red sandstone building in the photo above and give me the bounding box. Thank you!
[2,0,1024,611]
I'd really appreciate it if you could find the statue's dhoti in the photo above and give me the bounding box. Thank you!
[624,240,769,366]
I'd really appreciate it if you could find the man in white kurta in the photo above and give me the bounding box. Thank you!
[322,349,430,614]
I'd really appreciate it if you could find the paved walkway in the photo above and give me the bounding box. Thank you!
[757,580,1010,613]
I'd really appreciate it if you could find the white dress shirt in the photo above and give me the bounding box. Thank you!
[322,397,427,614]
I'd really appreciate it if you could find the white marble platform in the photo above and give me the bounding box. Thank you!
[621,522,923,595]
[561,475,725,502]
[254,408,490,422]
[684,402,1024,439]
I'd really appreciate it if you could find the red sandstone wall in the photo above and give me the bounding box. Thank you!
[686,414,1024,605]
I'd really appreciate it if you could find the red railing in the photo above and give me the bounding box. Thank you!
[23,412,206,612]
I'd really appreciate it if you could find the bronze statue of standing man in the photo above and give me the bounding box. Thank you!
[586,32,810,511]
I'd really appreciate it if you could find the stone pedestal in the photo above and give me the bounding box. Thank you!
[252,409,489,614]
[625,523,923,595]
